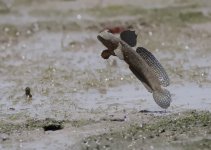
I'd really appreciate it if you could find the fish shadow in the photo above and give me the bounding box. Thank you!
[139,109,170,114]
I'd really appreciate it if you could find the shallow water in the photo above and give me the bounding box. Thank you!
[0,0,211,149]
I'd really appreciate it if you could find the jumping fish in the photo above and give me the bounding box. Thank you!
[97,30,171,109]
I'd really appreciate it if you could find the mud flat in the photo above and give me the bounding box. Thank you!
[0,0,211,149]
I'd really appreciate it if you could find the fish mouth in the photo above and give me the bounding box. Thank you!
[97,35,111,49]
[97,35,118,51]
[97,35,108,46]
[97,35,103,41]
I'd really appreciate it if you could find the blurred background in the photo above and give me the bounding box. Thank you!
[0,0,211,149]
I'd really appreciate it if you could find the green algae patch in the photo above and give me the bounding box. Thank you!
[126,111,210,138]
[179,11,210,23]
[76,111,211,150]
[0,118,97,134]
[0,1,10,14]
[88,4,211,27]
[0,24,18,37]
[0,118,66,134]
[34,20,81,32]
[88,5,146,17]
[143,110,211,134]
[183,138,211,150]
[29,9,73,17]
[13,0,48,6]
[26,118,65,131]
[146,8,210,26]
[71,119,97,128]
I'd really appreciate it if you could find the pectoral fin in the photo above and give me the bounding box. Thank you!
[101,49,113,59]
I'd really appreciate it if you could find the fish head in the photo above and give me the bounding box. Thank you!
[97,30,119,51]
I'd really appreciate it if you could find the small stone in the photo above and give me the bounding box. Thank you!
[9,107,15,110]
[26,30,32,35]
[16,32,20,36]
[76,14,82,20]
[4,27,10,33]
[25,87,32,99]
[148,31,152,36]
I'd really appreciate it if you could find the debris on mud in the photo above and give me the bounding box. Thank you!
[25,87,32,99]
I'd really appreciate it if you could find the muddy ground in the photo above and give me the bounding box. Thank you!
[0,0,211,149]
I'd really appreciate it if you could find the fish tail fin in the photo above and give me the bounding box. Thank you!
[152,88,172,109]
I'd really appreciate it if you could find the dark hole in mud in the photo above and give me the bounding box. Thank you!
[43,124,63,131]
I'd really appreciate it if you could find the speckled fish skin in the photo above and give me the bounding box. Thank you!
[120,41,162,91]
[97,30,172,109]
[120,41,171,109]
[136,47,170,87]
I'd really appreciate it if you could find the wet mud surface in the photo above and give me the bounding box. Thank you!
[0,0,211,149]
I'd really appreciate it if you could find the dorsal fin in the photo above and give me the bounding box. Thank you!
[136,47,170,87]
[120,30,137,47]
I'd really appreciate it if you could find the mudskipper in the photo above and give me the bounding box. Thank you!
[97,30,171,109]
